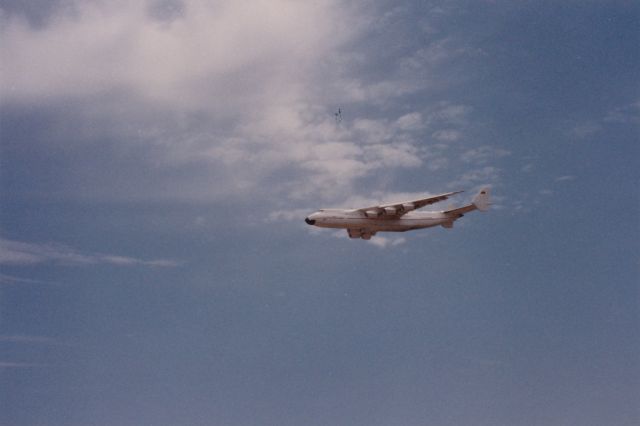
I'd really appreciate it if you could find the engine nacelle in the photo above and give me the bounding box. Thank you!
[402,203,415,212]
[384,207,397,215]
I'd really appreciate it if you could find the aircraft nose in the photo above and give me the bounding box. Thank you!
[305,217,316,225]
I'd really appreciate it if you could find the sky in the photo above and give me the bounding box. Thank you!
[0,1,638,425]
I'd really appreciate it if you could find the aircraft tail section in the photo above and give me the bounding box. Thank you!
[472,188,490,212]
[444,188,491,216]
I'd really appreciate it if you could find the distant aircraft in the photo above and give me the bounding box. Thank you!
[334,108,342,124]
[305,188,490,239]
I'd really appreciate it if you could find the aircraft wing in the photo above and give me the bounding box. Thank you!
[356,190,463,218]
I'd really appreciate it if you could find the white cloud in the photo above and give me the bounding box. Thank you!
[461,146,510,165]
[569,101,638,139]
[365,143,423,168]
[429,103,473,125]
[400,37,483,74]
[422,155,450,172]
[432,129,462,142]
[0,237,180,267]
[368,236,407,249]
[521,163,534,173]
[0,238,92,265]
[0,1,359,108]
[570,122,602,138]
[395,112,425,131]
[0,1,496,209]
[555,175,576,182]
[450,166,500,188]
[267,209,313,223]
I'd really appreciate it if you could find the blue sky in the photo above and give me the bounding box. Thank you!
[1,1,638,425]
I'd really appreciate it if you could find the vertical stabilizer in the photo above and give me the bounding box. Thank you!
[472,188,490,212]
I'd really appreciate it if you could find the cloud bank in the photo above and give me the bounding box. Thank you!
[1,1,505,212]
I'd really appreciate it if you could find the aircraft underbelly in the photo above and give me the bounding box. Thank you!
[319,217,444,231]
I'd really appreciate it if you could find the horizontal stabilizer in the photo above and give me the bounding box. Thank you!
[444,188,490,215]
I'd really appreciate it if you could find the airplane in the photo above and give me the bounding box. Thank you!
[304,188,490,239]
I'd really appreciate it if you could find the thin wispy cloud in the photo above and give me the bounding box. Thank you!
[0,237,181,267]
[432,129,463,142]
[570,100,639,139]
[449,167,500,189]
[603,101,640,124]
[460,146,510,165]
[0,273,56,285]
[570,122,602,139]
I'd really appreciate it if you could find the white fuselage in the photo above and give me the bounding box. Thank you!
[304,188,488,239]
[306,209,453,232]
